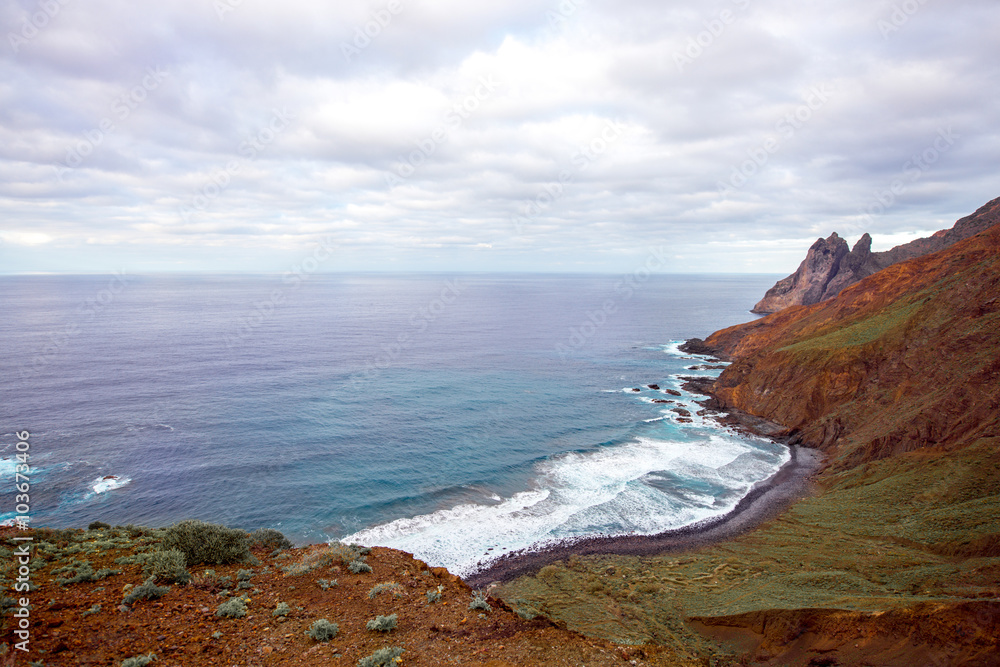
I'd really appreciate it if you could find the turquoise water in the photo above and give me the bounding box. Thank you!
[0,273,784,575]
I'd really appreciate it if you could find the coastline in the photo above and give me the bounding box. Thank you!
[466,368,824,588]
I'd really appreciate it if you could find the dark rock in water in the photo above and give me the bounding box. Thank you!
[679,338,722,357]
[677,417,693,423]
[752,197,1000,314]
[652,399,673,404]
[647,384,660,390]
[689,364,728,371]
[631,388,641,392]
[671,408,691,417]
[664,389,681,396]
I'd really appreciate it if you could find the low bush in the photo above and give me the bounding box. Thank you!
[123,577,170,605]
[349,561,372,574]
[357,647,404,667]
[215,596,248,618]
[249,528,292,551]
[120,653,156,667]
[272,602,291,617]
[162,520,250,566]
[88,521,111,531]
[56,562,120,585]
[426,585,443,603]
[140,549,190,584]
[469,590,492,612]
[318,579,337,590]
[366,614,397,632]
[305,618,339,642]
[367,582,402,599]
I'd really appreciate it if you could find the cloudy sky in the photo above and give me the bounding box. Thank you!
[1,0,997,275]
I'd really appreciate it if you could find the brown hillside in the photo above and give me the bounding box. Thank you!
[702,219,1000,467]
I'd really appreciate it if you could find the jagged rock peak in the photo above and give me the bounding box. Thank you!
[752,197,1000,314]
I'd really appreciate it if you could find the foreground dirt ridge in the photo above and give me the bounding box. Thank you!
[1,525,697,666]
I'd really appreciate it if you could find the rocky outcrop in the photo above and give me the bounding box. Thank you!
[701,203,1000,467]
[752,196,1000,314]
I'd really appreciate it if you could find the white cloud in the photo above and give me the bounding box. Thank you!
[0,0,997,274]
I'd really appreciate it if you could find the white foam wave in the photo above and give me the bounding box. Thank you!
[91,475,131,494]
[344,434,788,577]
[0,458,18,478]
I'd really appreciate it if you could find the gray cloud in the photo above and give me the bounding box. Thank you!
[1,0,997,274]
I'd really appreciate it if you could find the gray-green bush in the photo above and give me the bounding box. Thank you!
[305,618,339,641]
[367,582,402,599]
[356,647,404,667]
[365,614,397,632]
[349,561,372,574]
[123,577,169,605]
[162,520,250,566]
[215,596,248,618]
[469,590,492,612]
[272,602,291,617]
[120,653,156,667]
[249,528,292,551]
[140,549,190,584]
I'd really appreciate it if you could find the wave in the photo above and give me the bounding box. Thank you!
[344,433,787,577]
[90,475,131,495]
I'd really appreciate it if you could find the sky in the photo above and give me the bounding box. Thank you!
[0,0,997,275]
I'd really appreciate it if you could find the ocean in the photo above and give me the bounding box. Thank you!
[0,273,786,576]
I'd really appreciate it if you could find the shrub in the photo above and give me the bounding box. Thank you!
[426,585,443,604]
[88,521,111,530]
[318,579,337,590]
[329,542,368,566]
[272,602,291,617]
[469,590,492,612]
[357,647,404,667]
[305,618,339,642]
[368,582,402,599]
[123,577,169,605]
[366,614,397,632]
[215,596,248,618]
[349,561,372,574]
[140,549,190,584]
[81,603,102,617]
[249,528,292,551]
[236,569,254,581]
[56,562,120,585]
[162,520,250,566]
[191,569,230,593]
[120,653,156,667]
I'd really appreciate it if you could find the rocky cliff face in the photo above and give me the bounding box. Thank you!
[752,196,1000,314]
[701,206,1000,468]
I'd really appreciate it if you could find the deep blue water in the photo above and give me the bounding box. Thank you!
[0,273,783,575]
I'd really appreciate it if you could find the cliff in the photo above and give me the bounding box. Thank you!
[704,213,1000,467]
[752,196,1000,313]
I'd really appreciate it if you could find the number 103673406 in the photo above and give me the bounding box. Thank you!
[13,430,31,526]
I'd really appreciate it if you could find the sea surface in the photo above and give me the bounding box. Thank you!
[0,273,785,576]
